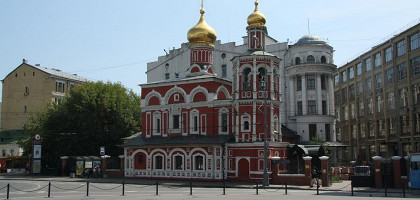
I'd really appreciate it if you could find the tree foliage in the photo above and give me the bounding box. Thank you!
[18,81,141,167]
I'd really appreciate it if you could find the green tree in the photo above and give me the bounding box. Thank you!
[19,81,141,168]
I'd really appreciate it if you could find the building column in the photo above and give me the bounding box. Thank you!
[391,156,402,188]
[328,75,334,115]
[101,155,110,175]
[303,156,312,186]
[372,156,382,188]
[253,58,257,99]
[252,102,257,142]
[302,75,307,115]
[316,74,322,115]
[320,156,329,187]
[289,76,296,116]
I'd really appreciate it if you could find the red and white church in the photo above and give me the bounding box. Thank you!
[122,1,302,181]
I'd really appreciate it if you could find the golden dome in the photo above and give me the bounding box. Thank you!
[247,0,266,26]
[187,7,217,47]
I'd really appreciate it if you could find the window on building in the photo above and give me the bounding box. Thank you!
[295,57,301,65]
[321,75,326,90]
[350,103,355,119]
[335,92,340,105]
[24,106,27,113]
[367,98,373,114]
[342,88,347,103]
[322,101,327,115]
[400,115,410,134]
[307,100,316,115]
[244,121,250,131]
[321,56,326,63]
[341,71,347,83]
[336,108,341,122]
[374,53,381,67]
[387,92,395,110]
[385,46,393,62]
[388,118,396,135]
[175,73,179,79]
[221,113,228,132]
[398,63,407,80]
[138,155,144,164]
[412,84,420,105]
[175,155,183,170]
[173,115,180,130]
[349,84,355,100]
[334,75,339,86]
[341,88,347,103]
[344,106,348,120]
[309,124,317,140]
[397,40,406,57]
[55,81,65,93]
[366,58,372,71]
[411,32,420,51]
[399,87,408,107]
[386,68,394,84]
[258,68,267,91]
[358,100,364,116]
[221,64,227,78]
[242,68,251,91]
[349,67,354,79]
[193,116,198,132]
[194,155,204,170]
[156,118,161,133]
[155,155,163,170]
[306,55,315,63]
[165,73,170,80]
[368,122,374,137]
[357,82,363,95]
[356,62,362,75]
[297,101,303,115]
[359,123,366,139]
[366,77,372,92]
[307,75,315,90]
[411,57,420,75]
[375,73,382,89]
[377,95,383,113]
[296,75,302,91]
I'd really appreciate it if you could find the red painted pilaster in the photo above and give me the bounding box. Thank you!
[320,156,329,187]
[303,156,312,186]
[372,156,382,188]
[392,156,402,188]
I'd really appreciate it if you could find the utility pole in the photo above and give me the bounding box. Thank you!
[254,35,269,186]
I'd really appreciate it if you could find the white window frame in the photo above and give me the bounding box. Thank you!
[153,112,162,136]
[241,114,251,132]
[190,109,199,134]
[173,154,184,171]
[193,154,205,171]
[219,108,229,135]
[153,154,164,170]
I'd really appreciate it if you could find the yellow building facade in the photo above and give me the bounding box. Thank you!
[1,59,86,131]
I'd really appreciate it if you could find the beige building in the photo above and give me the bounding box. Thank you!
[1,59,86,131]
[334,22,420,161]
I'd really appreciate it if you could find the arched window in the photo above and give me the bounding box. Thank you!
[321,56,327,63]
[258,68,267,91]
[295,57,301,65]
[307,55,315,63]
[242,68,251,91]
[154,155,163,170]
[194,155,204,170]
[174,155,183,170]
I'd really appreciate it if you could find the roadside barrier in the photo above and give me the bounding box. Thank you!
[0,180,418,199]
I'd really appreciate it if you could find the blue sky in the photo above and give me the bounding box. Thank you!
[1,0,419,99]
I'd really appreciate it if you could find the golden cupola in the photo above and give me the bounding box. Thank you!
[187,6,217,48]
[247,0,266,26]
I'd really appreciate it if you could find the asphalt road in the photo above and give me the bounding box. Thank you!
[0,180,416,200]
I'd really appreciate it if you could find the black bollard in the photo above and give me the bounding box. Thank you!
[351,181,354,196]
[48,182,51,197]
[7,183,9,199]
[385,183,388,197]
[256,183,259,195]
[316,180,319,195]
[122,180,125,196]
[223,181,226,195]
[402,182,406,198]
[190,182,192,195]
[285,182,288,195]
[156,181,158,195]
[86,181,89,196]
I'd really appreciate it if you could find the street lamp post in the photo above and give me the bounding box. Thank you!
[253,35,269,186]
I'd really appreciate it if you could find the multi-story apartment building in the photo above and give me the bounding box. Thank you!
[334,21,420,161]
[1,59,86,131]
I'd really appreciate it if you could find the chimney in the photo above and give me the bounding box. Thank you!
[23,59,27,64]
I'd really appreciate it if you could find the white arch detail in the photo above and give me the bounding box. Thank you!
[215,85,231,100]
[144,90,162,106]
[190,86,209,103]
[164,86,188,104]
